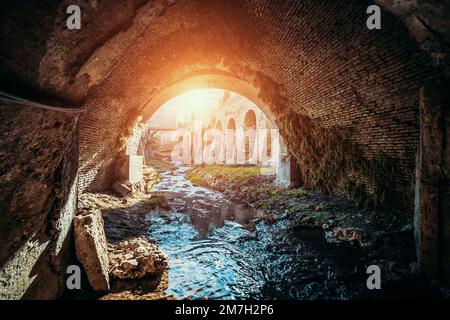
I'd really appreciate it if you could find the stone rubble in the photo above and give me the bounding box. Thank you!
[75,192,169,295]
[108,237,168,280]
[73,208,110,291]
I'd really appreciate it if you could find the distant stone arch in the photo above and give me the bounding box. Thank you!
[211,120,224,163]
[243,110,257,164]
[227,118,236,130]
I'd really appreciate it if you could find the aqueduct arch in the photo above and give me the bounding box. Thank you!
[0,0,449,299]
[79,73,287,190]
[215,121,222,131]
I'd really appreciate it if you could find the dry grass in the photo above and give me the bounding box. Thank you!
[187,165,267,186]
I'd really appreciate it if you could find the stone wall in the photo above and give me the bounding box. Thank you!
[0,102,78,299]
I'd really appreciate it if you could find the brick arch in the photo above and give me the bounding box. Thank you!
[243,109,257,130]
[215,120,222,131]
[74,0,439,209]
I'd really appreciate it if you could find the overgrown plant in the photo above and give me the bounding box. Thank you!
[254,75,403,211]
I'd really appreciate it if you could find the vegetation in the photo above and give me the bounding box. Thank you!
[187,165,270,187]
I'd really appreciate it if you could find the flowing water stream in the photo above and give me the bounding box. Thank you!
[147,167,368,300]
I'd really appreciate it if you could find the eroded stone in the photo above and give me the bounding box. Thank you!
[73,209,110,291]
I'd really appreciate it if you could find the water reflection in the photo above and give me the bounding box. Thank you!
[147,167,365,300]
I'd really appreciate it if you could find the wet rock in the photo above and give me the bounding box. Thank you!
[267,214,278,224]
[73,209,110,291]
[108,237,168,291]
[401,224,414,233]
[326,227,369,246]
[112,181,132,197]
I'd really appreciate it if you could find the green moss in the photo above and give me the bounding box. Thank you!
[287,188,309,198]
[274,112,401,210]
[187,165,265,186]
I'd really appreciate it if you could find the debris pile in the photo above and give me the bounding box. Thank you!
[108,237,168,291]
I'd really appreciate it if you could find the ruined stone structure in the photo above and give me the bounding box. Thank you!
[208,91,276,166]
[0,0,449,299]
[148,91,280,165]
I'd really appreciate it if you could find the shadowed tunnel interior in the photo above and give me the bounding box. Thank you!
[0,0,449,300]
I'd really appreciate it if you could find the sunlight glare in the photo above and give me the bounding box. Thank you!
[177,89,224,125]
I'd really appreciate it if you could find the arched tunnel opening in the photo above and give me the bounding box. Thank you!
[0,0,449,302]
[144,88,281,171]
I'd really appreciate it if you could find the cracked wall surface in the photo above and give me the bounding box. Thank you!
[0,103,78,299]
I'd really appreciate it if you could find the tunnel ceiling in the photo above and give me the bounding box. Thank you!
[1,0,449,105]
[1,0,449,202]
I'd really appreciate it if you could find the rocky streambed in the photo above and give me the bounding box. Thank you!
[66,164,444,300]
[143,166,443,299]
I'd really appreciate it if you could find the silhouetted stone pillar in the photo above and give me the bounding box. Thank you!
[415,84,450,284]
[276,154,300,187]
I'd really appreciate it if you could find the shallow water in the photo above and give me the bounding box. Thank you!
[147,167,367,300]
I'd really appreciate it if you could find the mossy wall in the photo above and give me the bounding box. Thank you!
[276,112,403,211]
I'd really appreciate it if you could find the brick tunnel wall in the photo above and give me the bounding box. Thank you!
[78,94,146,192]
[78,0,438,214]
[0,0,449,299]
